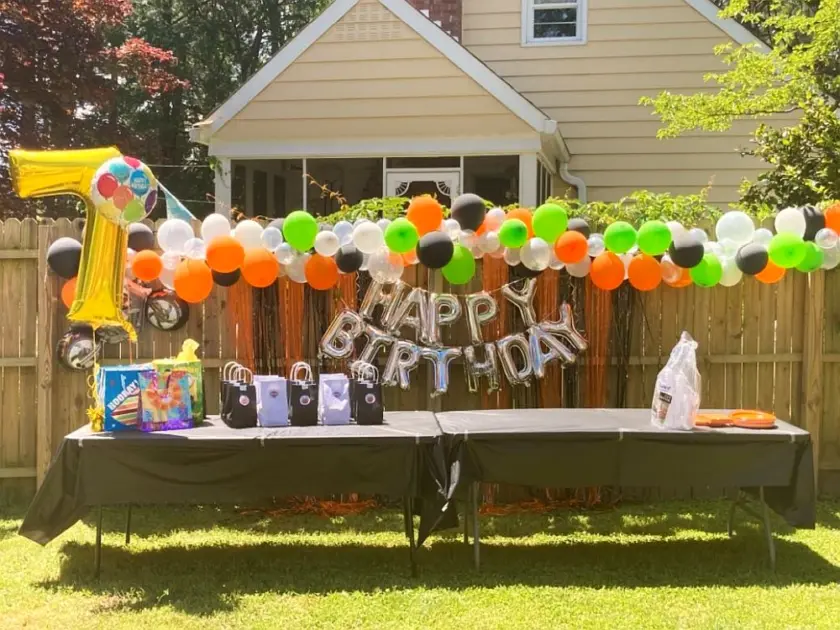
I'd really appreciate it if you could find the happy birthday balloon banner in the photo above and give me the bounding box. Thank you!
[319,278,588,396]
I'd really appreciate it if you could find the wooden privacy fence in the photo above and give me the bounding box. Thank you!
[0,217,838,500]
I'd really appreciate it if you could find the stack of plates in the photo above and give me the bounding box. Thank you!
[695,410,777,430]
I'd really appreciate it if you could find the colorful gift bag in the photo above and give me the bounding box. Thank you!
[318,373,351,426]
[351,364,384,426]
[154,339,204,423]
[256,376,289,427]
[289,362,318,427]
[137,368,193,432]
[97,364,153,431]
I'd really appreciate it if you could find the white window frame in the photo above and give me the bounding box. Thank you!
[521,0,587,47]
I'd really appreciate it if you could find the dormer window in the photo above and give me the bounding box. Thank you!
[523,0,587,45]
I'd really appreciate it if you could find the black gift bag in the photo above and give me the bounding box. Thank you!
[222,365,258,429]
[220,362,242,420]
[351,363,384,426]
[288,362,318,427]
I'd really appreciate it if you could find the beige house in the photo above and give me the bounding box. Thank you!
[191,0,772,217]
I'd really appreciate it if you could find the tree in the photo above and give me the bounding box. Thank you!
[641,0,839,211]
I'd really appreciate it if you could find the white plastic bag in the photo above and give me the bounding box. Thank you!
[651,331,701,431]
[318,373,351,426]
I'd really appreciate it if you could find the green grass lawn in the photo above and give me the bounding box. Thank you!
[1,500,839,629]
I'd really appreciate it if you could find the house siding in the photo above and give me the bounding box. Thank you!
[214,0,533,144]
[463,0,786,205]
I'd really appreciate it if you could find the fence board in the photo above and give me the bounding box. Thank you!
[757,282,777,413]
[741,279,760,410]
[1,220,22,474]
[707,287,727,411]
[724,282,743,410]
[775,275,793,422]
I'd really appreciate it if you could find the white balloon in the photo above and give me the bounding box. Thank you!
[157,219,194,254]
[704,241,724,257]
[566,256,591,278]
[314,231,340,257]
[485,207,506,231]
[334,221,354,245]
[161,251,181,270]
[666,221,687,240]
[201,213,231,242]
[503,247,521,266]
[720,238,739,256]
[261,227,284,252]
[619,253,633,280]
[489,247,506,259]
[521,237,551,271]
[587,233,605,257]
[353,222,384,254]
[159,267,176,290]
[286,253,309,284]
[459,230,478,248]
[716,211,755,245]
[368,248,404,284]
[274,243,295,265]
[234,220,264,249]
[183,237,206,260]
[360,253,371,272]
[478,231,501,254]
[471,245,484,260]
[815,228,839,250]
[775,207,807,237]
[689,227,709,244]
[660,254,681,283]
[822,246,840,270]
[719,256,743,287]
[752,228,774,246]
[549,251,565,271]
[354,218,371,227]
[125,248,137,266]
[376,218,392,232]
[443,218,461,240]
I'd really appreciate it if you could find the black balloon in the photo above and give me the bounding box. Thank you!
[46,237,82,278]
[417,231,455,269]
[336,244,365,273]
[568,217,591,238]
[802,205,825,242]
[450,193,486,232]
[668,237,705,269]
[212,269,241,287]
[735,243,769,276]
[127,223,155,252]
[145,290,190,331]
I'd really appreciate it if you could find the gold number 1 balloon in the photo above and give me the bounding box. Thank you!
[10,147,158,340]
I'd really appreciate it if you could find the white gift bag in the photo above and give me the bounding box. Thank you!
[318,373,351,426]
[651,331,701,431]
[256,376,289,427]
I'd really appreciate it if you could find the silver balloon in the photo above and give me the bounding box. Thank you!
[464,291,499,345]
[360,280,407,325]
[358,325,394,364]
[464,343,500,394]
[319,310,364,360]
[385,287,428,338]
[528,325,577,378]
[496,333,534,386]
[425,293,462,347]
[501,278,538,327]
[420,346,462,397]
[540,302,589,355]
[382,340,421,390]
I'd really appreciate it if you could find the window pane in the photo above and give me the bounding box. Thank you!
[534,22,577,39]
[534,0,578,5]
[534,8,576,24]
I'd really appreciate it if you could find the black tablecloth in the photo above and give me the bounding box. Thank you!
[435,409,816,529]
[20,413,444,545]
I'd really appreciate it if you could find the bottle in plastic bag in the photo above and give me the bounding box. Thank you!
[651,331,701,430]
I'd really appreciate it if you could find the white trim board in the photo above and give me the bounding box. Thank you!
[193,0,556,144]
[683,0,770,52]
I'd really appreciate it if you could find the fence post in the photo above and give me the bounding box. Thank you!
[36,223,57,486]
[802,270,825,490]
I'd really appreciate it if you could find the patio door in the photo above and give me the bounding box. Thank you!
[385,168,461,207]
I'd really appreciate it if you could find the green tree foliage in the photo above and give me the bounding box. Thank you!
[641,0,838,211]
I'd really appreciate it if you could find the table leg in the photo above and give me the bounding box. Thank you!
[726,488,776,570]
[94,506,103,579]
[727,495,740,538]
[471,482,480,571]
[403,496,417,578]
[463,487,470,546]
[759,487,777,571]
[125,505,132,546]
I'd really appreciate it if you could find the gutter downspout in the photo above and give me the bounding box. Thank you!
[552,129,587,204]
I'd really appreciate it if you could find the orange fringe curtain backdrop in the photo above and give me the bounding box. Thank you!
[226,280,254,369]
[536,269,563,408]
[277,277,305,376]
[584,281,611,407]
[481,257,511,410]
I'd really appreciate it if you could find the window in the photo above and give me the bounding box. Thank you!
[523,0,586,45]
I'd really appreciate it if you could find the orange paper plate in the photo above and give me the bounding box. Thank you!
[696,413,732,428]
[730,409,777,429]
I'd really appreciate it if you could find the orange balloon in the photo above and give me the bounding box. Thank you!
[628,254,662,292]
[756,260,785,284]
[554,231,588,264]
[131,249,163,282]
[61,277,77,309]
[206,235,245,273]
[590,252,625,291]
[174,259,213,304]
[665,267,693,288]
[824,202,840,233]
[402,249,418,266]
[241,248,279,288]
[305,254,339,291]
[406,196,444,236]
[506,208,534,238]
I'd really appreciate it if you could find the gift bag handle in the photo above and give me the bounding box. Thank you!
[351,361,376,380]
[235,367,253,383]
[290,362,312,382]
[223,361,242,381]
[362,364,378,383]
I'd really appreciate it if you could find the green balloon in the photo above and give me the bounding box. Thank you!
[532,203,568,243]
[121,199,146,224]
[768,233,806,269]
[604,221,637,254]
[796,241,824,273]
[690,253,723,287]
[442,244,475,285]
[637,220,672,256]
[282,210,318,252]
[499,219,528,249]
[384,218,419,254]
